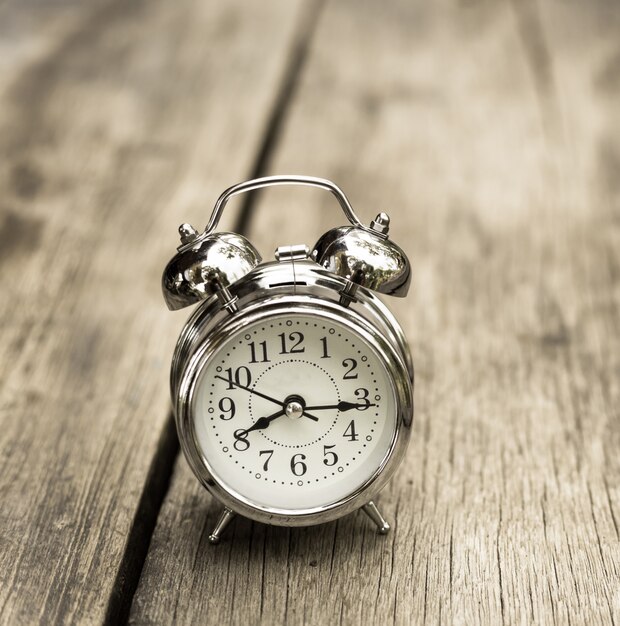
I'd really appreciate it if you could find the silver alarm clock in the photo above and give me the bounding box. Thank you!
[162,176,413,543]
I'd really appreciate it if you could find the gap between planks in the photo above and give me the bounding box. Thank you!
[110,1,326,623]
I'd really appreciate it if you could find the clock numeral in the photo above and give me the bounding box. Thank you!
[354,388,370,410]
[218,397,236,420]
[248,340,270,363]
[223,366,252,389]
[323,444,338,466]
[320,336,331,359]
[343,420,359,442]
[342,358,358,380]
[259,449,274,471]
[279,331,305,354]
[233,429,250,451]
[290,453,307,476]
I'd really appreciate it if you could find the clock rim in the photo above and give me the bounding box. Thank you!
[175,295,413,527]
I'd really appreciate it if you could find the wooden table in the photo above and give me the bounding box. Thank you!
[1,0,619,623]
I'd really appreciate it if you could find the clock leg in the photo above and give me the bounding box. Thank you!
[208,507,235,544]
[362,501,390,535]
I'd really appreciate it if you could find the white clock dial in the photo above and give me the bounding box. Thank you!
[192,313,397,512]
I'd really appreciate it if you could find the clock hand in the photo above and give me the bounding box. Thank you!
[214,375,284,407]
[239,408,319,433]
[215,378,320,422]
[236,408,286,438]
[304,401,377,412]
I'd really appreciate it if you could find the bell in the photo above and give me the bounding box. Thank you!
[162,225,262,311]
[312,213,411,298]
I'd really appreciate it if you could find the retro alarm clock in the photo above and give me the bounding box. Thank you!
[162,176,413,543]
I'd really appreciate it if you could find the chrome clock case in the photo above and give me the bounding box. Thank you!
[162,176,413,543]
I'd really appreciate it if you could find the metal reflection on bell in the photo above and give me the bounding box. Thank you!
[162,225,262,311]
[312,212,411,298]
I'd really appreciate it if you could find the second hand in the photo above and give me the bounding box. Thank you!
[213,375,320,421]
[214,375,284,407]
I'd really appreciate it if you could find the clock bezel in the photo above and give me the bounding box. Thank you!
[175,295,413,527]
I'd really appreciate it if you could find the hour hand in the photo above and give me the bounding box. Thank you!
[236,408,285,438]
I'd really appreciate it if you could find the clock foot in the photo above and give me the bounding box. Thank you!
[362,501,390,535]
[208,507,235,544]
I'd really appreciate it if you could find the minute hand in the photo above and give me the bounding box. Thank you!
[304,401,377,412]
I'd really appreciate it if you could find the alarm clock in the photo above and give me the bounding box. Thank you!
[162,176,413,543]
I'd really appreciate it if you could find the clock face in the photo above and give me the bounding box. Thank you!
[192,312,397,512]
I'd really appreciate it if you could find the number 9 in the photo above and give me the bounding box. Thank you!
[218,397,235,420]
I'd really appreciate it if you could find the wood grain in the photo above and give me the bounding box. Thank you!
[131,0,620,624]
[0,0,312,623]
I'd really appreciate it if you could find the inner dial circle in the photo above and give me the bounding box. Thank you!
[250,360,340,448]
[192,313,397,512]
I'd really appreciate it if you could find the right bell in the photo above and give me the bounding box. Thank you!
[311,212,411,297]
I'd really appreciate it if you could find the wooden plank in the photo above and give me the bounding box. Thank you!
[130,0,620,624]
[0,0,313,623]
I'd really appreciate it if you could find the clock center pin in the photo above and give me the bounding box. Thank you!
[284,395,305,420]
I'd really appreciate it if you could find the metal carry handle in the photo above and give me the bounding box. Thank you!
[204,175,365,234]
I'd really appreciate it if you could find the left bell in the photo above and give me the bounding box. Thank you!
[162,224,262,311]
